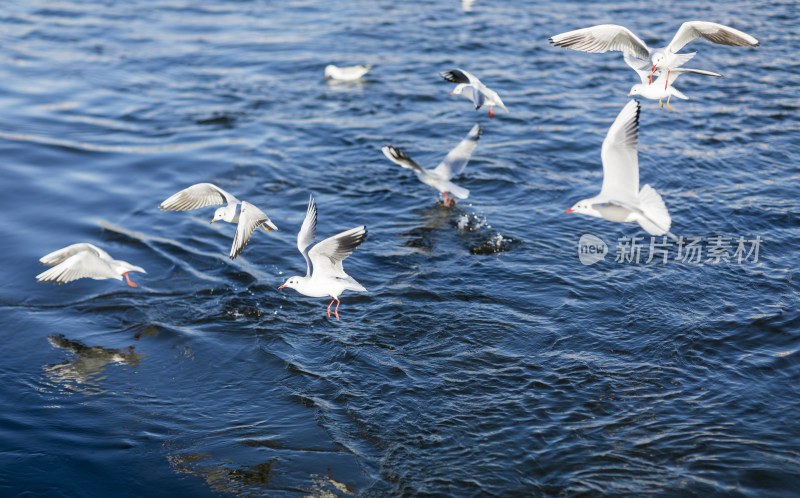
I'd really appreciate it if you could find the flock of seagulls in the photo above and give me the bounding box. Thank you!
[36,20,759,320]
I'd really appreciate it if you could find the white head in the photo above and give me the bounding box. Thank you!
[211,205,235,224]
[627,84,644,97]
[324,65,336,79]
[650,50,666,71]
[565,200,600,217]
[450,83,466,96]
[278,276,303,291]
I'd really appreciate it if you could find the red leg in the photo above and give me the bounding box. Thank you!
[123,272,137,287]
[488,106,494,119]
[334,298,341,321]
[326,297,334,317]
[665,69,670,90]
[443,192,448,205]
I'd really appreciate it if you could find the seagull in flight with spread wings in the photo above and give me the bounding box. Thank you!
[565,101,675,238]
[36,243,145,287]
[159,183,277,260]
[440,69,507,118]
[279,195,367,321]
[382,124,481,207]
[550,21,758,88]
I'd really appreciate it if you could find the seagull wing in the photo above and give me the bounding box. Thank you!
[382,146,425,173]
[39,243,110,266]
[433,124,482,179]
[550,24,650,60]
[297,194,317,276]
[667,21,759,53]
[471,86,486,109]
[440,68,474,85]
[308,226,367,280]
[229,201,275,260]
[667,67,724,86]
[159,183,239,210]
[600,100,640,203]
[624,52,651,84]
[36,251,119,284]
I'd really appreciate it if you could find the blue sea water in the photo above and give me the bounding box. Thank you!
[1,0,799,495]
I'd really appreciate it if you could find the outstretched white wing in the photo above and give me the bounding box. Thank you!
[39,243,110,266]
[297,195,317,276]
[36,251,119,284]
[550,24,650,60]
[433,124,482,179]
[159,183,239,210]
[230,201,276,260]
[600,100,640,203]
[308,225,367,280]
[667,21,759,53]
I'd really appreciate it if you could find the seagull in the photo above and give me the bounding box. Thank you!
[159,183,277,260]
[440,69,507,118]
[382,124,481,207]
[565,100,675,238]
[36,243,146,286]
[624,53,722,110]
[549,21,758,88]
[324,64,372,81]
[279,195,367,321]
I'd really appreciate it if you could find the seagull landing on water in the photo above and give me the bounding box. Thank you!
[159,183,277,260]
[440,69,507,118]
[382,124,481,207]
[624,53,722,110]
[279,195,367,321]
[324,64,372,81]
[565,100,675,239]
[549,21,758,88]
[36,243,145,287]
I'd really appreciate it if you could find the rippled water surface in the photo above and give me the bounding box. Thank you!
[1,0,799,495]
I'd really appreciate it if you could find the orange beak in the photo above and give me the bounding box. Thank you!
[210,218,215,223]
[278,284,286,289]
[565,208,574,213]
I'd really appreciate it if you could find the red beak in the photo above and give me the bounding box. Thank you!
[278,284,286,289]
[565,208,574,213]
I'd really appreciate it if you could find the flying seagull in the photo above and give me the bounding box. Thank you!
[159,183,277,259]
[566,100,675,238]
[440,69,507,118]
[279,195,367,321]
[382,124,481,206]
[37,243,145,286]
[550,21,758,87]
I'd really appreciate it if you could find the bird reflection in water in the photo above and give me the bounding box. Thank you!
[43,334,144,393]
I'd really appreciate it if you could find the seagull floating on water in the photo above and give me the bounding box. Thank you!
[159,183,277,260]
[279,195,367,321]
[566,100,675,238]
[324,64,372,81]
[36,243,145,287]
[382,124,481,207]
[624,53,722,110]
[550,21,758,88]
[440,69,507,118]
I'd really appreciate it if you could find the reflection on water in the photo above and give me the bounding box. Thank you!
[43,333,146,394]
[166,431,356,496]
